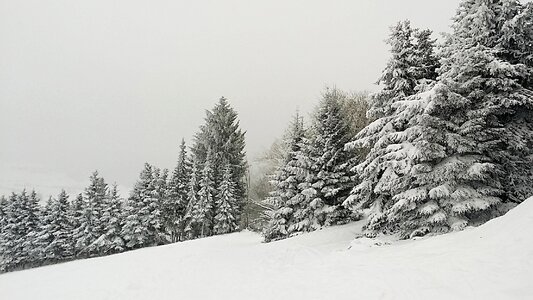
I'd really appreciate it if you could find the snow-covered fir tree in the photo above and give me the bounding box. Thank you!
[343,21,441,237]
[301,88,358,226]
[37,190,74,264]
[263,112,306,241]
[122,163,164,249]
[183,159,201,239]
[192,97,247,225]
[214,164,238,234]
[73,171,108,257]
[195,153,216,237]
[164,139,191,242]
[0,191,42,271]
[69,193,84,252]
[93,184,125,255]
[0,195,7,269]
[345,0,533,238]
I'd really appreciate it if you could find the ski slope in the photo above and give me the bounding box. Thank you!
[1,198,532,300]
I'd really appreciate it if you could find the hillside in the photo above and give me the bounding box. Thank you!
[1,198,532,300]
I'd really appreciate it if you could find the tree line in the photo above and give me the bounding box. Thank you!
[0,97,247,273]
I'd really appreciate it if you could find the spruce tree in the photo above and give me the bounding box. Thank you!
[39,190,74,263]
[165,139,191,242]
[122,163,164,249]
[184,159,200,239]
[214,165,238,234]
[263,113,306,241]
[196,154,216,237]
[344,21,442,237]
[74,171,108,257]
[21,190,42,267]
[303,88,357,226]
[192,97,247,225]
[0,195,8,271]
[346,1,533,238]
[96,184,125,254]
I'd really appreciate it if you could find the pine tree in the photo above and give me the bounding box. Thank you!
[122,163,164,249]
[344,21,442,237]
[21,190,42,267]
[0,195,7,270]
[192,97,247,225]
[214,165,238,234]
[196,153,216,237]
[184,159,200,239]
[95,184,125,255]
[69,193,84,255]
[263,113,306,241]
[165,139,191,242]
[74,171,108,257]
[1,191,41,270]
[345,1,533,238]
[304,88,358,226]
[40,190,74,263]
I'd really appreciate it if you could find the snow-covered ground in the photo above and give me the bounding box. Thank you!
[1,198,532,300]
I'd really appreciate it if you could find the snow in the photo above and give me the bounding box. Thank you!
[2,198,533,299]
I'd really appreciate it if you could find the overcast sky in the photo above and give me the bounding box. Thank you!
[0,0,465,198]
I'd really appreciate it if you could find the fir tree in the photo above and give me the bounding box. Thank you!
[346,0,533,238]
[214,165,238,234]
[39,190,74,263]
[122,163,164,249]
[94,184,125,254]
[263,112,306,241]
[165,139,191,242]
[192,97,247,225]
[344,21,443,237]
[184,159,200,239]
[74,171,108,257]
[196,153,216,237]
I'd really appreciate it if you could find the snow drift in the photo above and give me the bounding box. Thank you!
[1,197,532,300]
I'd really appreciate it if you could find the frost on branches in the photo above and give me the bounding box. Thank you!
[345,0,533,239]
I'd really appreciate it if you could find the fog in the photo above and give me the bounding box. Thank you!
[0,0,463,198]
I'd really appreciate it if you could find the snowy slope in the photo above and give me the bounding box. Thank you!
[1,198,532,300]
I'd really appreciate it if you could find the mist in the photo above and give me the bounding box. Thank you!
[0,0,463,197]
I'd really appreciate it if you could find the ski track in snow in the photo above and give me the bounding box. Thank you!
[1,198,532,300]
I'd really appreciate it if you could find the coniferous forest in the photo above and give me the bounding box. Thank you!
[0,98,247,272]
[1,0,532,275]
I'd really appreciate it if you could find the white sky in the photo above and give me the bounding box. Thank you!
[0,0,464,198]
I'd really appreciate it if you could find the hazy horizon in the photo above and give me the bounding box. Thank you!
[1,0,465,198]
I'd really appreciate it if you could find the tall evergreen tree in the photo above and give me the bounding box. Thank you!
[165,139,192,242]
[346,1,533,238]
[74,171,108,257]
[192,97,247,225]
[214,164,238,234]
[122,163,164,249]
[38,190,74,263]
[1,191,41,270]
[95,184,125,254]
[184,159,201,239]
[196,153,216,237]
[263,113,306,241]
[344,21,442,237]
